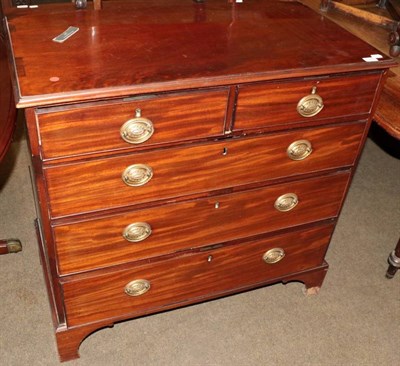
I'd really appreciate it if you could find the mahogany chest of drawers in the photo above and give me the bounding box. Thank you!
[4,0,395,361]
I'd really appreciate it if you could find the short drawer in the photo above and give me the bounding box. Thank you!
[36,88,229,159]
[55,172,349,275]
[45,122,364,218]
[234,73,380,131]
[62,223,335,326]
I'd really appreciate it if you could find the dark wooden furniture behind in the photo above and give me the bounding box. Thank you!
[318,0,400,278]
[321,0,400,56]
[4,0,395,361]
[372,35,400,280]
[0,0,21,255]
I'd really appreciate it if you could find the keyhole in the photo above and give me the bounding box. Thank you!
[222,147,228,156]
[215,202,220,209]
[207,255,213,262]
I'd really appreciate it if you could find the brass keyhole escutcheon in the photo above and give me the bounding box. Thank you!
[297,86,324,118]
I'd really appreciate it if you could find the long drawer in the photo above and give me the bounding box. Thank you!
[36,88,229,160]
[54,172,350,275]
[62,223,335,326]
[234,73,380,131]
[45,122,364,218]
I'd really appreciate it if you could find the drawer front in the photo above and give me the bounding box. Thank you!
[55,172,350,275]
[36,89,229,159]
[45,123,364,218]
[62,223,335,326]
[234,73,380,131]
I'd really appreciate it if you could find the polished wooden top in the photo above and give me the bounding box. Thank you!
[5,0,395,107]
[302,0,400,138]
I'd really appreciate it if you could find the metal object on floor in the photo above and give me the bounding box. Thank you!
[0,239,22,255]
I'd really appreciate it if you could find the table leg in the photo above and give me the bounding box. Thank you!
[386,238,400,279]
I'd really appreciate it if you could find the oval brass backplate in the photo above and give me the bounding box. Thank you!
[274,193,299,212]
[124,279,151,297]
[287,139,312,161]
[122,164,153,187]
[297,86,324,118]
[123,222,152,242]
[263,248,285,264]
[120,117,154,144]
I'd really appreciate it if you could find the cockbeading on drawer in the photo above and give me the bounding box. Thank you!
[35,88,229,160]
[61,223,335,326]
[234,73,380,131]
[44,122,365,218]
[54,172,350,275]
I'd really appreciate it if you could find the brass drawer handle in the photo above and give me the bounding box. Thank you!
[287,139,312,161]
[297,86,324,117]
[122,164,153,186]
[123,222,152,242]
[120,109,154,144]
[263,248,285,264]
[124,279,151,297]
[274,193,298,212]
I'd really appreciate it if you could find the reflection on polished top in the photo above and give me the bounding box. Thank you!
[6,0,395,107]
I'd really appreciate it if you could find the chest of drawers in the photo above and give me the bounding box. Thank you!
[5,0,395,362]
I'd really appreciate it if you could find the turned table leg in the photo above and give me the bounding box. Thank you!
[389,25,400,57]
[386,238,400,279]
[0,239,22,255]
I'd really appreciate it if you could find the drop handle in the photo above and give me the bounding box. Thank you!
[122,222,152,242]
[287,140,312,161]
[124,279,151,297]
[297,86,324,117]
[122,164,153,187]
[263,248,285,264]
[120,108,154,144]
[274,193,299,212]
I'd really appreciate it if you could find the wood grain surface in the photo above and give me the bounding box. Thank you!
[44,122,365,218]
[235,72,380,131]
[0,17,16,162]
[36,88,229,159]
[301,0,400,137]
[4,0,395,361]
[54,172,350,275]
[5,0,395,107]
[374,76,400,138]
[62,223,335,326]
